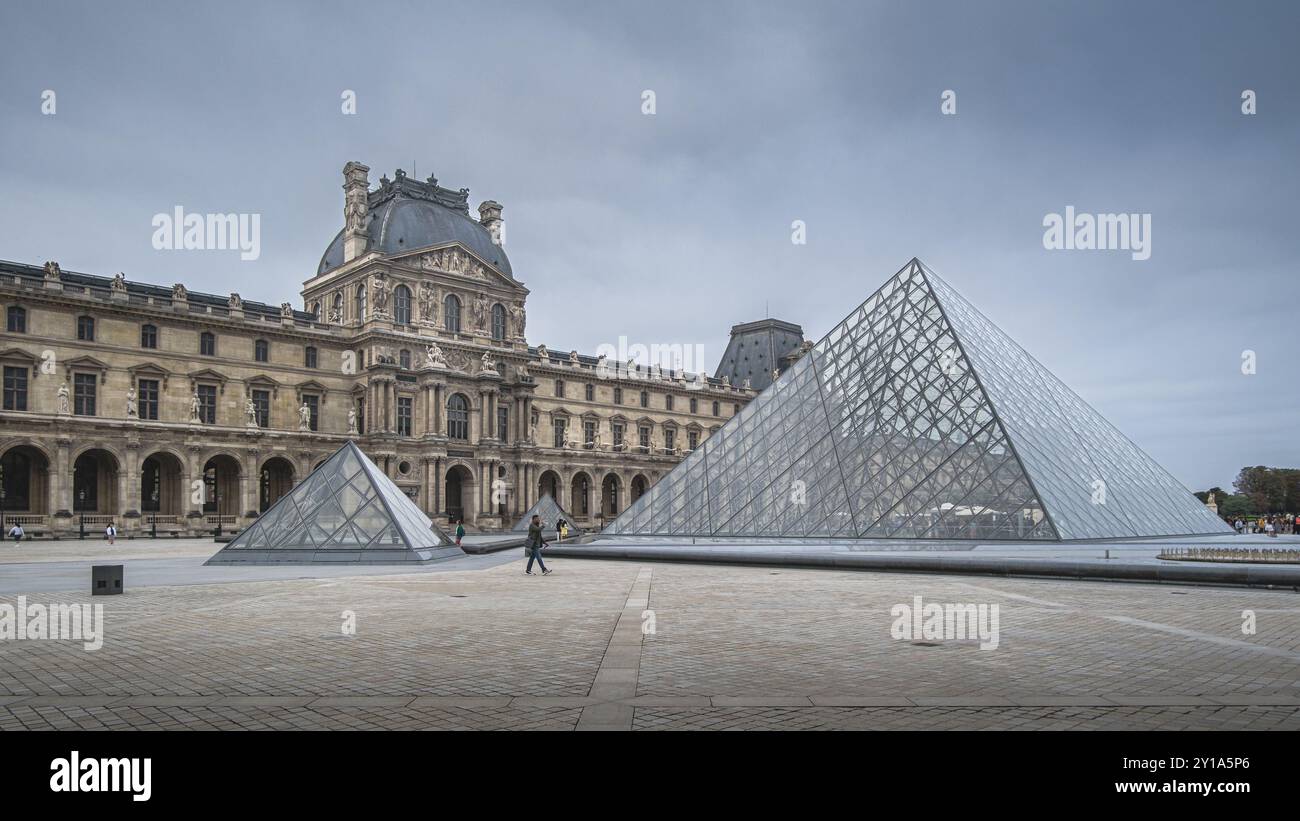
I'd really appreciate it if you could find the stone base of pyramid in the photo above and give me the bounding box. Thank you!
[206,545,465,565]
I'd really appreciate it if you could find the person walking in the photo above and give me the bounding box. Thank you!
[105,522,117,545]
[7,522,24,544]
[1265,519,1276,538]
[524,514,551,576]
[454,520,465,547]
[556,517,568,543]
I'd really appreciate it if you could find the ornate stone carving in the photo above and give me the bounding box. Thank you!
[536,344,549,363]
[43,261,62,281]
[245,397,259,427]
[280,302,293,319]
[569,350,580,367]
[509,302,525,338]
[298,401,312,431]
[228,293,243,309]
[110,273,127,293]
[347,406,358,435]
[371,275,390,316]
[425,342,448,369]
[480,352,498,375]
[172,283,188,301]
[56,381,70,415]
[126,387,138,418]
[418,281,437,323]
[189,392,201,423]
[472,292,488,330]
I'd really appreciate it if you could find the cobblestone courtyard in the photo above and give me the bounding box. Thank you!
[2,543,1299,730]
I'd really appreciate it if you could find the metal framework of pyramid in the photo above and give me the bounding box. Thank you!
[605,259,1232,542]
[512,494,581,534]
[206,441,461,564]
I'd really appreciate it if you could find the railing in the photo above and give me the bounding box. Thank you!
[79,514,116,526]
[205,515,237,527]
[2,514,47,527]
[146,515,181,525]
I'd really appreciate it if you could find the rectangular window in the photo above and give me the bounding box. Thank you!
[664,428,675,451]
[303,395,319,432]
[6,307,26,333]
[688,430,699,450]
[254,339,268,362]
[138,379,159,420]
[613,387,623,404]
[200,333,216,356]
[638,426,650,450]
[3,366,28,411]
[553,418,567,448]
[585,384,594,401]
[584,419,596,446]
[666,394,674,411]
[197,384,217,424]
[497,406,509,442]
[74,373,97,416]
[689,397,698,414]
[734,403,740,415]
[305,346,318,369]
[555,379,565,398]
[712,401,720,416]
[640,391,648,408]
[140,324,157,348]
[612,423,625,448]
[77,316,95,341]
[397,396,412,437]
[252,389,270,428]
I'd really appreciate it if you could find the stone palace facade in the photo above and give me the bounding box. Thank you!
[0,162,810,538]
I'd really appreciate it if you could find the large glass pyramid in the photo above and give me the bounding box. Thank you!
[605,259,1232,542]
[206,441,461,564]
[512,494,581,535]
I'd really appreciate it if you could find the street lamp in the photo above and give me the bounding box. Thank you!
[150,488,159,539]
[213,480,222,538]
[78,489,86,540]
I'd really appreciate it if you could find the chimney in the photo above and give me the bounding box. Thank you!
[478,200,505,246]
[342,161,370,263]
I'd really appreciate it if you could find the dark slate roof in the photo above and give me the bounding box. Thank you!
[317,170,513,279]
[713,318,806,391]
[0,259,317,323]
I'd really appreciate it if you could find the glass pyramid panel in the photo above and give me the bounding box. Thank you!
[210,441,453,559]
[512,494,580,533]
[606,259,1229,542]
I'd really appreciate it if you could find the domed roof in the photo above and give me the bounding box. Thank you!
[317,170,513,279]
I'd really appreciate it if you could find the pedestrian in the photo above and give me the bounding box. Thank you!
[1234,518,1244,534]
[454,520,465,547]
[1265,519,1276,538]
[556,517,568,542]
[7,522,24,544]
[105,522,117,545]
[524,513,551,576]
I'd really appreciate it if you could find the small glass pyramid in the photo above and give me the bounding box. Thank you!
[512,494,581,534]
[605,259,1233,542]
[206,441,459,564]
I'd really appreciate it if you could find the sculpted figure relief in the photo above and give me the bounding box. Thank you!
[347,406,358,435]
[425,342,448,368]
[473,292,488,330]
[228,293,243,309]
[111,273,127,292]
[245,397,258,426]
[509,303,525,338]
[189,392,200,422]
[418,281,436,322]
[57,381,70,414]
[298,401,312,430]
[126,388,138,418]
[536,344,549,363]
[481,351,497,373]
[371,275,390,314]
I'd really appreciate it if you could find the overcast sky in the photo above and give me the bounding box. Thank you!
[1,0,1296,491]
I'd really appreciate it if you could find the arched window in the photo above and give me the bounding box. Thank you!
[254,339,268,362]
[399,349,411,370]
[200,331,216,356]
[491,303,507,341]
[331,292,343,319]
[355,284,367,320]
[393,285,412,325]
[447,394,469,440]
[310,302,321,321]
[444,294,461,333]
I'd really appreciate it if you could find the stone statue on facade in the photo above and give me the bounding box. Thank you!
[418,281,436,323]
[569,350,580,367]
[189,392,201,422]
[741,377,752,390]
[347,406,358,435]
[172,283,188,301]
[228,293,243,310]
[280,302,293,319]
[298,401,312,430]
[371,275,390,316]
[473,292,488,330]
[126,387,138,418]
[111,273,127,293]
[480,352,498,375]
[425,342,448,368]
[509,303,525,338]
[43,261,62,281]
[536,344,549,363]
[515,362,530,380]
[56,381,70,415]
[529,416,538,444]
[245,397,258,427]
